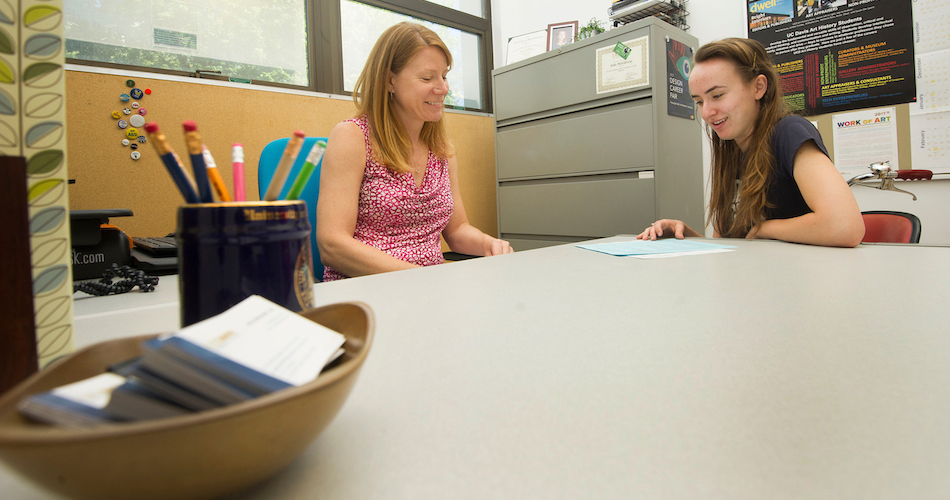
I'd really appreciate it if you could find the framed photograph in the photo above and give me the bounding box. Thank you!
[547,21,578,51]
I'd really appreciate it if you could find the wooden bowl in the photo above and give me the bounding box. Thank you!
[0,302,374,500]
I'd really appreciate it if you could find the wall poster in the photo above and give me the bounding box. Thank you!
[747,0,916,116]
[666,37,695,119]
[832,106,899,177]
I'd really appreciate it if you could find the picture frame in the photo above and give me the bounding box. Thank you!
[506,30,548,65]
[546,21,578,51]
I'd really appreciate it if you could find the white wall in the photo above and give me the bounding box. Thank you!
[490,0,950,244]
[490,0,749,67]
[490,3,606,70]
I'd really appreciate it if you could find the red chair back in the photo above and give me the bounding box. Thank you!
[861,211,921,244]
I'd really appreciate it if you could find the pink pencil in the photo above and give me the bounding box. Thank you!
[232,143,245,201]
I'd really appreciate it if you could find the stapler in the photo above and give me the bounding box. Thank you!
[70,209,133,281]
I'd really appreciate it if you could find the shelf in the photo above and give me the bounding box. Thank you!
[608,0,689,31]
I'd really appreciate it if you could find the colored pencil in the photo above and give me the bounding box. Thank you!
[263,130,305,201]
[172,151,197,189]
[143,122,200,203]
[232,143,246,202]
[202,146,232,202]
[182,120,213,203]
[285,140,327,201]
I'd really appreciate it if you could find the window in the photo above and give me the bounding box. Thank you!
[422,0,484,18]
[63,0,493,111]
[64,0,310,86]
[341,1,484,109]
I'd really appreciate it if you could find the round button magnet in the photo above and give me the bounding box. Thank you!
[131,102,140,109]
[117,119,128,129]
[120,93,130,102]
[131,151,141,160]
[137,108,147,116]
[130,143,138,150]
[122,138,130,146]
[137,135,147,143]
[144,89,152,95]
[129,114,145,128]
[122,107,131,115]
[130,88,144,99]
[111,110,121,119]
[126,79,135,88]
[126,128,139,139]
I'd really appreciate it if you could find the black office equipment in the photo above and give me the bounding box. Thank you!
[131,236,178,275]
[70,210,133,281]
[132,236,178,257]
[73,264,158,296]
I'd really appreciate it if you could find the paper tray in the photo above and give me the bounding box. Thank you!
[0,302,374,500]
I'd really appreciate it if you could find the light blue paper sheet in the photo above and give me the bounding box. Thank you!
[577,239,737,256]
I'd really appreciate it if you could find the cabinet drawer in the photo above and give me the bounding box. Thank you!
[496,101,654,180]
[498,175,656,238]
[503,237,583,252]
[493,24,653,122]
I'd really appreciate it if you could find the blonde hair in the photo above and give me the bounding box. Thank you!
[696,38,788,238]
[353,22,455,173]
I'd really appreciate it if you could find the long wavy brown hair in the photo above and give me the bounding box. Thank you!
[697,38,788,238]
[353,22,455,174]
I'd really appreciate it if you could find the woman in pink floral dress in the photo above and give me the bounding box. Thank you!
[317,22,512,281]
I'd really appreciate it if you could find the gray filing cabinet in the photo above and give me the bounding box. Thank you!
[493,18,704,250]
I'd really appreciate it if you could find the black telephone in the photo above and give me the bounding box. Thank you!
[70,209,133,281]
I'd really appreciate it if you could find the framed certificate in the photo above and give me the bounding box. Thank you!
[596,36,650,94]
[506,30,547,65]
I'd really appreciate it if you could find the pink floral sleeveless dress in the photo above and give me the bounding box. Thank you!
[322,116,453,281]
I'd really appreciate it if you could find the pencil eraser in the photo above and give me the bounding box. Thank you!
[143,122,159,133]
[182,120,197,132]
[293,130,305,138]
[232,143,243,148]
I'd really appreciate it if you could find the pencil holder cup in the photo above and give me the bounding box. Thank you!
[176,201,314,327]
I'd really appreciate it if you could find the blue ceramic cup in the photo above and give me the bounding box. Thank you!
[176,201,314,327]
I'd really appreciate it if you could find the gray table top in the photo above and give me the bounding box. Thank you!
[5,236,950,499]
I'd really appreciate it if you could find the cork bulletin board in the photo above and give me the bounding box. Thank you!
[64,70,499,244]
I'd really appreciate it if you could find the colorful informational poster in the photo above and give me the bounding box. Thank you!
[666,37,694,119]
[831,106,899,178]
[748,0,916,116]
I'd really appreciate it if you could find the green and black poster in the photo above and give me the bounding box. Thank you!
[747,0,915,116]
[666,37,695,119]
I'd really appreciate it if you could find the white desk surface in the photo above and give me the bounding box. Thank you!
[4,236,950,499]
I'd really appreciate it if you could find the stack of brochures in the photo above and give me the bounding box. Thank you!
[17,296,346,427]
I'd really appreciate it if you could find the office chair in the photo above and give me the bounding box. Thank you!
[861,211,921,244]
[258,137,328,281]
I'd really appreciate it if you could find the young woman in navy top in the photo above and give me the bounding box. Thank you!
[638,38,864,247]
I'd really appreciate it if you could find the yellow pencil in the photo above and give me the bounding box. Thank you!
[263,130,305,201]
[202,146,232,202]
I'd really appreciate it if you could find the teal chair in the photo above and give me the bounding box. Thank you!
[258,137,327,281]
